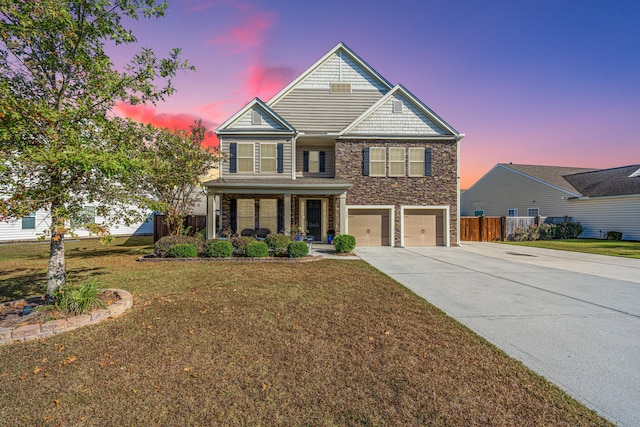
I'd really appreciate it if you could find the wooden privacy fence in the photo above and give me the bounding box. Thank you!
[460,216,505,242]
[153,214,207,242]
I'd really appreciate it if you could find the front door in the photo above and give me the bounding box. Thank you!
[306,200,321,241]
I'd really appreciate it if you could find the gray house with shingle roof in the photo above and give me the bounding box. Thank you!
[461,163,640,241]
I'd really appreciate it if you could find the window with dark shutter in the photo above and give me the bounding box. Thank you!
[229,143,237,173]
[277,143,284,173]
[424,148,432,176]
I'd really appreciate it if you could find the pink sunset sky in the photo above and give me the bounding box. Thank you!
[111,0,640,189]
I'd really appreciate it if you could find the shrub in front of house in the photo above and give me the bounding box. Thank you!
[266,233,291,256]
[230,236,256,256]
[154,235,205,257]
[605,231,623,240]
[169,243,198,258]
[537,223,556,240]
[287,241,308,258]
[245,241,269,258]
[334,234,356,253]
[554,221,584,239]
[206,240,234,258]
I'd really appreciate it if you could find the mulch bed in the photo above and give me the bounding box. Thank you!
[0,290,120,329]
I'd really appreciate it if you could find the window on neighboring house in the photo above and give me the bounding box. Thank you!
[71,206,96,228]
[237,143,254,173]
[369,147,386,176]
[474,210,484,217]
[528,208,540,217]
[389,147,405,176]
[237,199,255,232]
[408,147,425,176]
[259,199,278,233]
[507,208,518,217]
[22,212,36,230]
[260,143,277,173]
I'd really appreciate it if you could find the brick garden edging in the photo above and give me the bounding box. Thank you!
[0,289,132,346]
[137,255,324,263]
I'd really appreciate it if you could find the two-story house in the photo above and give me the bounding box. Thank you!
[204,42,464,246]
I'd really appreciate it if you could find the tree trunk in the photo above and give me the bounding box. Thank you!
[47,215,66,296]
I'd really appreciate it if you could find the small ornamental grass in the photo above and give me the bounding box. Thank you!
[54,278,105,315]
[206,240,233,258]
[169,243,198,258]
[334,234,356,253]
[287,241,308,258]
[245,241,269,258]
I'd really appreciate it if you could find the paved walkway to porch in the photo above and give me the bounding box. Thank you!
[310,243,360,260]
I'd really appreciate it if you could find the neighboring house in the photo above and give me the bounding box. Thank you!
[204,42,464,246]
[461,163,640,240]
[0,206,153,242]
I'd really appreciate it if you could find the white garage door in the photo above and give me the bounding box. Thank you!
[348,209,390,246]
[404,209,445,246]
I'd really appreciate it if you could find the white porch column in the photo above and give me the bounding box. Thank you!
[284,193,291,233]
[339,192,347,234]
[207,193,217,240]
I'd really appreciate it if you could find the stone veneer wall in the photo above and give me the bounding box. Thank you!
[335,139,459,246]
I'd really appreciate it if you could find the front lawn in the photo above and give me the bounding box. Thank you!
[501,238,640,258]
[0,237,611,426]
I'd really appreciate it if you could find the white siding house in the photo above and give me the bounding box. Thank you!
[461,163,640,241]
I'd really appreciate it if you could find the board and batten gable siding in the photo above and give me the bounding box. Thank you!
[346,93,450,136]
[270,51,387,134]
[219,137,293,178]
[460,165,576,217]
[566,196,640,241]
[0,210,152,242]
[226,107,290,131]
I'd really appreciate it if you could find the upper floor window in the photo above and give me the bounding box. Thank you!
[389,147,405,176]
[22,212,36,230]
[528,208,539,217]
[303,150,326,173]
[237,143,254,173]
[507,208,518,217]
[369,147,386,176]
[408,148,425,176]
[260,143,277,173]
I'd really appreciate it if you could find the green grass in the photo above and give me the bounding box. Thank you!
[501,238,640,258]
[0,237,612,426]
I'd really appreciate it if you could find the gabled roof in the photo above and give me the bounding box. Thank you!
[563,164,640,197]
[339,84,462,139]
[267,42,393,107]
[216,98,296,135]
[501,164,599,195]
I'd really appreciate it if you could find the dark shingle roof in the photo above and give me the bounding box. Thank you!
[563,165,640,197]
[501,164,599,194]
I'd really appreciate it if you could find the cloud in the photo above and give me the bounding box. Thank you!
[209,5,276,54]
[245,62,295,101]
[114,102,219,148]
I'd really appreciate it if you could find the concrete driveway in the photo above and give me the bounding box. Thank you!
[355,242,640,426]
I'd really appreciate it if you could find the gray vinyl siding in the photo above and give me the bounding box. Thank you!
[347,93,449,136]
[566,196,640,240]
[220,137,293,178]
[226,107,289,131]
[272,89,384,133]
[296,142,335,178]
[460,165,575,217]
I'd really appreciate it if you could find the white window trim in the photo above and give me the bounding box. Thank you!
[507,208,518,217]
[260,143,277,174]
[388,147,406,177]
[369,147,386,177]
[527,207,540,217]
[408,147,425,177]
[237,142,255,174]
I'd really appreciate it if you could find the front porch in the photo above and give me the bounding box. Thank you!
[204,179,351,242]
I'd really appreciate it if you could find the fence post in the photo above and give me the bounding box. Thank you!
[500,216,506,241]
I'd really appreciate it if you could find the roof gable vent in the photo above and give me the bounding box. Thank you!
[330,82,352,93]
[392,100,403,113]
[251,110,262,125]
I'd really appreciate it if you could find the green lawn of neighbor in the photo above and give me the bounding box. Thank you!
[0,237,612,426]
[501,238,640,258]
